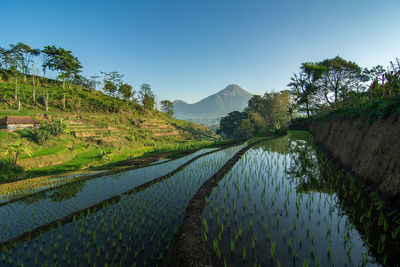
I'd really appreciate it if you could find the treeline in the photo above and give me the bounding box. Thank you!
[0,42,174,115]
[218,56,400,138]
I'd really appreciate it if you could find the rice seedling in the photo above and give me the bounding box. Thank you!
[201,132,400,266]
[1,144,247,266]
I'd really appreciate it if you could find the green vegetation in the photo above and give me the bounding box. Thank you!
[218,91,291,138]
[288,56,400,122]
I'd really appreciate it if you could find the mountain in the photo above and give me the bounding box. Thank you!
[173,84,253,126]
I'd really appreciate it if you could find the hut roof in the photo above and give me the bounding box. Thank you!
[0,116,40,125]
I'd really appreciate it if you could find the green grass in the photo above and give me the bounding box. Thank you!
[0,130,14,141]
[26,147,100,176]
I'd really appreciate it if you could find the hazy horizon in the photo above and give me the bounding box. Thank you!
[1,0,399,103]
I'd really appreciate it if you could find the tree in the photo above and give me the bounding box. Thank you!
[89,74,101,90]
[264,90,291,129]
[119,83,134,100]
[139,83,155,110]
[288,62,324,117]
[42,45,82,110]
[101,71,123,112]
[9,42,40,82]
[245,95,265,114]
[319,56,363,105]
[247,111,265,133]
[233,119,254,138]
[0,47,13,70]
[218,111,247,137]
[364,65,386,84]
[161,100,174,116]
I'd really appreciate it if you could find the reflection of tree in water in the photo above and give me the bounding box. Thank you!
[286,131,400,266]
[285,134,335,194]
[253,135,291,154]
[20,179,87,205]
[49,180,86,202]
[22,190,48,205]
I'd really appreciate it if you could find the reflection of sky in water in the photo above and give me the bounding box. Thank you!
[203,136,382,266]
[0,147,222,242]
[0,151,212,203]
[2,144,246,266]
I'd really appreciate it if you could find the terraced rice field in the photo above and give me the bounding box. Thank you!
[202,132,400,266]
[0,131,399,266]
[0,144,246,266]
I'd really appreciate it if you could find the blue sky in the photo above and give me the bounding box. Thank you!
[1,0,399,103]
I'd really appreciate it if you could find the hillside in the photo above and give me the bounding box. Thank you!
[173,84,253,126]
[0,77,219,180]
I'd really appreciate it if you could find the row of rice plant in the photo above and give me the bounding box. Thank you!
[0,147,219,242]
[0,144,246,266]
[0,148,218,204]
[202,131,400,266]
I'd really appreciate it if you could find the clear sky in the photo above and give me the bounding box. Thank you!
[1,0,399,103]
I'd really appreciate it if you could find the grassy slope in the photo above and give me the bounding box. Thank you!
[0,79,219,180]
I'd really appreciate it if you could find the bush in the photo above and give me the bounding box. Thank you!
[32,128,52,145]
[45,119,67,136]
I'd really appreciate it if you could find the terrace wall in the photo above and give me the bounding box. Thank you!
[309,114,400,208]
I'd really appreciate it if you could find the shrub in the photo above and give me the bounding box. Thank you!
[32,128,52,145]
[45,119,68,136]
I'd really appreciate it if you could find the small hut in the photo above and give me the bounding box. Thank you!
[0,116,41,131]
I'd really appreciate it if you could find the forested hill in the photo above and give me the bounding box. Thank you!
[173,84,253,126]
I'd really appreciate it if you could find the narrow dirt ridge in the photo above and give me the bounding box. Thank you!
[0,146,230,249]
[166,139,267,267]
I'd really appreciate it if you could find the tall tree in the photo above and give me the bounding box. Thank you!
[139,83,155,110]
[161,100,174,116]
[264,90,291,129]
[89,74,101,90]
[101,71,124,112]
[9,43,40,82]
[319,56,363,105]
[119,83,134,100]
[42,45,82,110]
[288,62,324,117]
[0,47,12,70]
[40,53,50,111]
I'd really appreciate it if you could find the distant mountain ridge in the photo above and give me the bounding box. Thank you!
[173,84,253,126]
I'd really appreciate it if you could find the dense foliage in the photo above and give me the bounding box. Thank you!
[288,56,400,118]
[218,91,291,138]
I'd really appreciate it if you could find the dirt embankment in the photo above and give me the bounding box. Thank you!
[309,115,400,207]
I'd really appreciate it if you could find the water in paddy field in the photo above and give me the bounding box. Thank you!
[0,145,246,266]
[203,131,400,267]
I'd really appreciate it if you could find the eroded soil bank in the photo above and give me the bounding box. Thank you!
[309,115,400,208]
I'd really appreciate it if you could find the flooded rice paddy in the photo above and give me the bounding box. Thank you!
[0,131,399,266]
